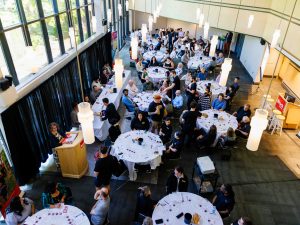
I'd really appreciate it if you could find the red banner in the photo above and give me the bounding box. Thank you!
[275,95,287,112]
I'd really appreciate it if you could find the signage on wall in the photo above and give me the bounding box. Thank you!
[275,95,287,112]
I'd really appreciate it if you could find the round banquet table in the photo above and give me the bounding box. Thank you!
[188,55,212,70]
[197,110,238,146]
[197,80,227,100]
[111,130,165,181]
[152,192,223,225]
[143,50,165,62]
[23,205,90,225]
[147,66,168,83]
[133,92,170,111]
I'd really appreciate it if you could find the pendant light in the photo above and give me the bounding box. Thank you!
[203,22,209,39]
[107,9,112,23]
[131,36,138,60]
[114,58,124,89]
[118,3,122,17]
[247,15,254,29]
[271,29,281,48]
[219,58,232,86]
[141,23,148,43]
[125,0,129,11]
[209,35,218,57]
[78,102,95,144]
[148,15,153,32]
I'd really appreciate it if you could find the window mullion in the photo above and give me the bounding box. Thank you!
[16,0,32,46]
[75,0,84,42]
[84,0,91,37]
[52,0,66,54]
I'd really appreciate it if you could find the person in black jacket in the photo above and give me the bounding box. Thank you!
[212,184,235,218]
[49,122,66,149]
[196,125,217,148]
[101,98,120,125]
[134,186,156,219]
[163,132,183,161]
[109,122,121,143]
[166,166,188,194]
[159,118,173,144]
[131,112,150,131]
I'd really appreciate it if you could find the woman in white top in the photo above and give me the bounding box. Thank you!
[136,58,144,73]
[126,79,139,98]
[5,196,34,225]
[175,62,183,76]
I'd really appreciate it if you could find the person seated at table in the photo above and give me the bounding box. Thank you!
[155,37,162,50]
[159,79,170,94]
[109,121,121,143]
[235,116,251,139]
[184,70,193,86]
[84,95,91,104]
[216,52,225,66]
[101,98,121,125]
[232,76,240,93]
[231,216,252,225]
[205,57,217,71]
[225,85,235,109]
[100,68,110,84]
[175,62,183,76]
[90,187,110,225]
[131,111,150,131]
[232,104,251,123]
[135,186,157,219]
[143,77,155,92]
[212,93,227,111]
[203,46,210,57]
[42,181,72,208]
[197,67,207,81]
[172,90,184,110]
[49,122,67,149]
[219,127,236,147]
[148,44,155,51]
[198,87,211,111]
[92,77,102,89]
[142,217,153,225]
[90,85,102,104]
[163,57,174,70]
[166,166,188,194]
[163,132,183,161]
[122,89,137,113]
[103,63,112,76]
[138,42,145,56]
[126,79,139,98]
[5,196,34,225]
[181,47,190,65]
[170,47,177,59]
[141,68,148,83]
[196,125,217,148]
[136,58,144,78]
[149,56,159,67]
[148,94,165,134]
[212,184,235,218]
[186,76,197,109]
[160,43,167,53]
[159,118,173,144]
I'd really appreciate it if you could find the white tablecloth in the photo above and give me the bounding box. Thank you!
[197,80,227,100]
[133,91,170,111]
[111,130,165,180]
[92,70,131,141]
[147,66,168,83]
[197,110,238,145]
[143,51,165,62]
[152,192,223,225]
[188,55,212,70]
[24,205,90,225]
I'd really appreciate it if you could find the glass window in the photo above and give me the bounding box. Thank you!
[41,0,54,16]
[0,0,20,28]
[72,10,81,44]
[57,0,66,12]
[5,26,47,82]
[70,0,77,9]
[80,8,89,40]
[0,45,9,76]
[45,17,61,58]
[60,13,72,50]
[88,6,95,34]
[22,0,39,21]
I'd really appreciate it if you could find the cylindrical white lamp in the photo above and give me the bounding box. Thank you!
[114,59,124,89]
[148,15,153,32]
[247,15,254,29]
[219,58,232,86]
[271,29,281,48]
[131,36,138,60]
[118,3,122,17]
[203,22,209,39]
[125,0,129,11]
[141,24,147,43]
[246,109,268,151]
[107,9,112,23]
[153,11,157,23]
[68,27,76,47]
[78,102,95,144]
[199,14,204,28]
[209,35,218,57]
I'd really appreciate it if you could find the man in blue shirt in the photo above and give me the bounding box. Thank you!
[212,93,227,111]
[122,89,136,112]
[172,90,183,109]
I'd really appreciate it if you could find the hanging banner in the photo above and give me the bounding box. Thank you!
[0,148,20,217]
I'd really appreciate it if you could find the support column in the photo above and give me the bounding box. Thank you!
[94,0,105,34]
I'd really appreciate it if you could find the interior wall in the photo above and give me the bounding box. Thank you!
[240,35,266,82]
[264,48,284,77]
[131,11,168,33]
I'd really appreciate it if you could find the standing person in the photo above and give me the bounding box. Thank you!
[181,102,202,146]
[168,29,174,50]
[198,87,211,111]
[90,187,110,225]
[101,98,121,125]
[212,184,235,218]
[166,166,188,194]
[135,186,157,219]
[232,77,240,93]
[148,94,165,134]
[172,90,183,110]
[186,76,197,109]
[70,102,80,128]
[94,146,115,191]
[165,70,180,99]
[224,31,233,55]
[5,196,35,225]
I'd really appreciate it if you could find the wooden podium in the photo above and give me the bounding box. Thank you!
[54,132,89,178]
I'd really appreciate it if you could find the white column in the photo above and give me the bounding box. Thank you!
[94,0,106,34]
[129,10,133,32]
